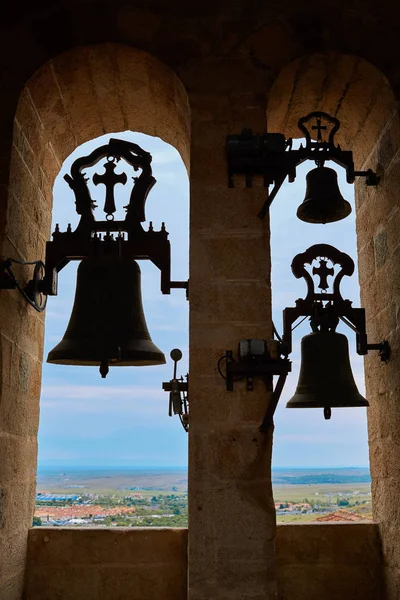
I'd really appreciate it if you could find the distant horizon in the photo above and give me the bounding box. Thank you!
[37,463,370,471]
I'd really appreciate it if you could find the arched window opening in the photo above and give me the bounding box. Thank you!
[36,131,189,528]
[270,139,371,523]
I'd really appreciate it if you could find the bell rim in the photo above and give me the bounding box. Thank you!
[286,398,369,409]
[297,199,352,224]
[47,358,166,366]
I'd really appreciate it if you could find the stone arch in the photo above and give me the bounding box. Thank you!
[267,52,400,595]
[0,43,190,598]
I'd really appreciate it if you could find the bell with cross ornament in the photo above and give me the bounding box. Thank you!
[47,256,166,378]
[297,166,352,224]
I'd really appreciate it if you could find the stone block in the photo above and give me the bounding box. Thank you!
[357,239,375,285]
[191,92,233,123]
[277,563,382,600]
[190,183,269,235]
[28,527,188,566]
[26,63,60,126]
[383,566,400,600]
[190,280,271,324]
[0,333,14,392]
[0,570,25,600]
[16,312,45,361]
[0,480,36,534]
[15,88,44,151]
[0,383,40,437]
[0,530,28,580]
[190,233,270,282]
[98,564,186,600]
[188,480,276,556]
[87,45,126,134]
[374,230,388,268]
[8,147,38,207]
[188,377,237,425]
[25,529,188,600]
[276,523,381,566]
[115,7,160,50]
[51,50,104,147]
[190,427,274,482]
[368,390,400,445]
[25,565,100,600]
[5,194,44,263]
[0,434,37,485]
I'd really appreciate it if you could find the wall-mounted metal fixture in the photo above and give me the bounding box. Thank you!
[226,111,380,221]
[1,138,188,378]
[282,243,389,420]
[162,349,189,432]
[217,339,291,432]
[0,258,47,312]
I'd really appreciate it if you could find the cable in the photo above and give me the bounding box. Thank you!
[4,258,47,312]
[272,321,283,343]
[291,315,309,332]
[217,353,246,382]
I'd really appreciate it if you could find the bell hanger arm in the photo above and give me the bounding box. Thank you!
[257,174,287,219]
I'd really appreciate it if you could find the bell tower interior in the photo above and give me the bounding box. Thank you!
[1,5,400,598]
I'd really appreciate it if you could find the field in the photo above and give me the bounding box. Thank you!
[35,466,372,527]
[37,467,188,497]
[273,482,371,503]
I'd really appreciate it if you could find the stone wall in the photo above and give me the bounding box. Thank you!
[24,524,383,600]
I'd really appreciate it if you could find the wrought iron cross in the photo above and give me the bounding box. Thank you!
[93,159,127,217]
[312,259,334,291]
[312,117,327,141]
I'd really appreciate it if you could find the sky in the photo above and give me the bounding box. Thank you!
[37,132,370,469]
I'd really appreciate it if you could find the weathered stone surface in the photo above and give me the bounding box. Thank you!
[275,523,384,600]
[24,525,386,600]
[25,528,188,600]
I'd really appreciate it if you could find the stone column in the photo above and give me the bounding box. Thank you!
[188,93,278,600]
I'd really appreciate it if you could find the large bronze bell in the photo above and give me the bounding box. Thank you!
[47,256,166,377]
[297,166,352,224]
[286,331,368,419]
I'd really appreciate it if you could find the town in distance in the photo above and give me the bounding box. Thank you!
[34,466,372,527]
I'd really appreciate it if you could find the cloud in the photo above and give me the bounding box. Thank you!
[40,383,169,418]
[150,149,182,166]
[41,384,164,400]
[275,433,340,443]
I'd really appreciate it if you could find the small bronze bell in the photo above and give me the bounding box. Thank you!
[297,166,352,224]
[47,256,165,377]
[286,331,368,419]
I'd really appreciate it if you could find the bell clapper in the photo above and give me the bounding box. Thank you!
[100,360,109,379]
[324,407,332,420]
